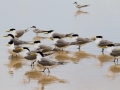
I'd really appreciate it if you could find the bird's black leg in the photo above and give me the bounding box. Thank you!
[78,46,81,50]
[31,61,34,67]
[41,68,46,72]
[117,59,118,65]
[102,48,104,53]
[47,68,50,73]
[113,58,116,62]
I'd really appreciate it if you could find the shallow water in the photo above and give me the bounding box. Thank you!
[0,0,120,90]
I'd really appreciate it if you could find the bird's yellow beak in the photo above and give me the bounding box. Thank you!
[6,30,10,32]
[3,35,8,38]
[30,53,36,56]
[67,35,73,38]
[29,42,34,45]
[49,37,54,40]
[43,32,48,34]
[6,44,10,46]
[91,36,96,40]
[16,48,23,50]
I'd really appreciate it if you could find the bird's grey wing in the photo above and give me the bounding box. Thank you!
[52,33,65,38]
[13,38,31,45]
[16,30,25,38]
[76,4,81,8]
[38,58,57,66]
[39,45,47,49]
[81,5,89,8]
[58,33,66,38]
[52,33,60,37]
[110,49,120,57]
[27,50,38,55]
[42,47,53,53]
[55,42,70,47]
[98,40,113,46]
[56,39,65,43]
[77,38,93,43]
[24,55,36,60]
[33,28,43,33]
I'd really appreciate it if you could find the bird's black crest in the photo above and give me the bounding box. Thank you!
[37,51,44,57]
[31,26,36,28]
[96,36,103,38]
[34,41,41,43]
[72,34,79,37]
[10,28,15,31]
[7,34,14,38]
[23,47,30,51]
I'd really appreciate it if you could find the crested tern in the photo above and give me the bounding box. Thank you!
[30,40,60,53]
[18,46,53,60]
[6,28,29,38]
[92,36,120,53]
[6,40,22,57]
[43,30,73,39]
[31,51,64,73]
[50,36,76,51]
[106,44,120,63]
[71,34,93,50]
[30,26,46,36]
[3,34,31,45]
[73,2,89,10]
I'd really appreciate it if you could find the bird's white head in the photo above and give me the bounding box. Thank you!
[94,36,103,44]
[71,34,79,41]
[106,44,115,53]
[6,40,15,50]
[36,51,44,61]
[73,2,77,4]
[6,28,17,36]
[33,40,41,50]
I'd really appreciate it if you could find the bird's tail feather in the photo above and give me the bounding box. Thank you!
[57,61,68,65]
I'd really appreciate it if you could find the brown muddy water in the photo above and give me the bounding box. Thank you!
[0,0,120,90]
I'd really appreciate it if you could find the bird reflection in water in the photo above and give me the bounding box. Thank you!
[75,10,88,17]
[71,51,95,63]
[32,36,48,41]
[23,70,43,83]
[107,64,120,78]
[35,74,67,90]
[23,70,67,90]
[96,54,114,66]
[6,57,25,75]
[54,50,72,62]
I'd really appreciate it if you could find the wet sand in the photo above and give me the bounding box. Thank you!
[0,0,120,90]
